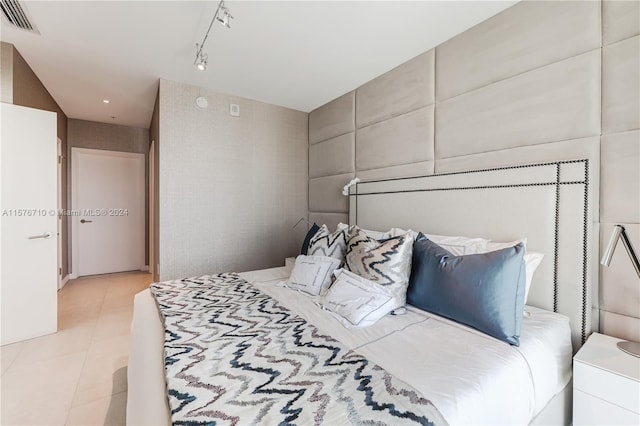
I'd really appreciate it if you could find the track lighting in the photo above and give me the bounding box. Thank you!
[195,45,208,71]
[217,5,233,28]
[193,0,233,71]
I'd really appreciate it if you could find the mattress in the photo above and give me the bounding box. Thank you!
[127,266,572,425]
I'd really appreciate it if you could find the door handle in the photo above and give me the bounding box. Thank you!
[28,232,53,240]
[80,219,93,224]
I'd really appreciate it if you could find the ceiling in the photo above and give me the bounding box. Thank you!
[1,1,518,129]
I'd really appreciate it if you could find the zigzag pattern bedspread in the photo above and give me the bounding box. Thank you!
[150,273,446,425]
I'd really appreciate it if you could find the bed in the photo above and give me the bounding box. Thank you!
[127,160,594,425]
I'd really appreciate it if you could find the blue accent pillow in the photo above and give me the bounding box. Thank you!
[407,233,526,346]
[300,223,320,255]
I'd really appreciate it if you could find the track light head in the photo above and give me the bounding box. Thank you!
[217,6,232,28]
[195,46,208,71]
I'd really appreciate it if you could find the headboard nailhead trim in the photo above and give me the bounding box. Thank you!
[350,159,590,344]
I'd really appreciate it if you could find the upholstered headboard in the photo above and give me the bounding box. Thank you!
[349,160,594,350]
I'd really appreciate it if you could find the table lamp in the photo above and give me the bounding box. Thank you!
[601,225,640,357]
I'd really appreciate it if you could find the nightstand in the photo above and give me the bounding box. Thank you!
[573,333,640,425]
[284,257,295,274]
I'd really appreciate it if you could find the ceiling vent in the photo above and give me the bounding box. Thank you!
[0,0,38,33]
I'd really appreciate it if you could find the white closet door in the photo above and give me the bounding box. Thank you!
[72,148,144,276]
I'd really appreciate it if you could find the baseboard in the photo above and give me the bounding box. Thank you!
[140,265,149,272]
[58,274,70,290]
[69,272,79,280]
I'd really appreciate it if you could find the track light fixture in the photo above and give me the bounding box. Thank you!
[193,0,233,71]
[195,44,208,71]
[217,4,233,28]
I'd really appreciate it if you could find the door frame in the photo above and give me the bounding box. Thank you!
[149,140,155,278]
[71,147,145,277]
[57,138,66,289]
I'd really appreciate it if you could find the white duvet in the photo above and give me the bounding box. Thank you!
[249,268,573,425]
[128,266,572,426]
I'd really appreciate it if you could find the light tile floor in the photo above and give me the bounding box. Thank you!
[1,271,152,425]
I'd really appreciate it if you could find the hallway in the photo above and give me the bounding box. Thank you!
[1,271,152,425]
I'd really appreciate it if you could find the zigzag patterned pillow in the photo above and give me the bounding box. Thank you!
[345,226,413,309]
[307,224,349,261]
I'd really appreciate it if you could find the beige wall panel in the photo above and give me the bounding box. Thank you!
[600,223,640,319]
[308,173,353,213]
[356,50,434,128]
[600,310,640,343]
[309,91,355,144]
[603,0,640,46]
[436,137,600,223]
[1,42,13,103]
[600,131,640,224]
[602,36,640,135]
[436,137,600,173]
[436,0,600,101]
[435,51,601,160]
[309,212,349,232]
[356,106,434,171]
[309,133,354,179]
[357,161,434,181]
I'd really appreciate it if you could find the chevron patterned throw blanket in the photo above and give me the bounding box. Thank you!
[151,273,446,425]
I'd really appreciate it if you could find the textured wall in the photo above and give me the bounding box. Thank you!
[67,119,150,271]
[308,0,639,342]
[158,79,308,281]
[4,43,70,277]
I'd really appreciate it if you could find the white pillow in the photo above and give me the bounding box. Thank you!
[321,269,396,328]
[482,238,544,303]
[286,255,341,296]
[337,222,393,241]
[390,228,489,255]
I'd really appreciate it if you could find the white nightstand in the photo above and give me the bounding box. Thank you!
[573,333,640,425]
[284,257,295,275]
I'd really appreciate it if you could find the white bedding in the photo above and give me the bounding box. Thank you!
[127,266,572,425]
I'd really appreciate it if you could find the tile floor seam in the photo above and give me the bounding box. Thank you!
[1,343,26,377]
[66,279,109,421]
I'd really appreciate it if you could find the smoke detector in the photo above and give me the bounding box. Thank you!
[0,0,39,34]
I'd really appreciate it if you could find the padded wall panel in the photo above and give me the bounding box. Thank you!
[308,91,355,144]
[435,51,601,159]
[436,0,600,101]
[356,50,434,128]
[602,36,640,135]
[309,173,353,213]
[600,131,640,223]
[356,161,434,181]
[356,106,434,171]
[309,133,355,179]
[435,137,600,174]
[600,310,640,343]
[599,223,640,319]
[309,212,348,233]
[603,0,640,46]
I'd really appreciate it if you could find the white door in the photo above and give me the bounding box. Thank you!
[1,103,58,346]
[72,148,144,276]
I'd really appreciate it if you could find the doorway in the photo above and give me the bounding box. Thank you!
[71,148,145,277]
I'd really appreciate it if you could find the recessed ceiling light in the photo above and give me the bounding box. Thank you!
[102,99,110,104]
